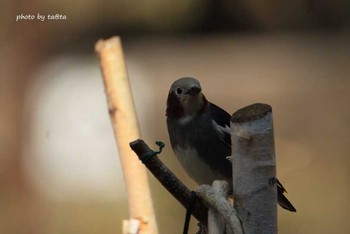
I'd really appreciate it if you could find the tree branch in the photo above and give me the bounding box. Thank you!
[129,139,208,226]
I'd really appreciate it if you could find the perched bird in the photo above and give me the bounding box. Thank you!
[166,77,296,212]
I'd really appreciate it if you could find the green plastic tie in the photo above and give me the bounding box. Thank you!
[140,141,165,164]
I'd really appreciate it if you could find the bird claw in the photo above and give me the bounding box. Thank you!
[226,156,233,162]
[235,128,251,140]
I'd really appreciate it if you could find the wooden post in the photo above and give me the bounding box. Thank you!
[231,103,277,234]
[95,37,158,234]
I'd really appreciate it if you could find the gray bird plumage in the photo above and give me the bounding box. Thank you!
[166,77,296,212]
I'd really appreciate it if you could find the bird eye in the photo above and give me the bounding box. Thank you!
[176,88,183,95]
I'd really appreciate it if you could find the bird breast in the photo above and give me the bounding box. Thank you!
[173,145,226,185]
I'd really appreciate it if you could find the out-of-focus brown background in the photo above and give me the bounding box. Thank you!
[1,1,350,233]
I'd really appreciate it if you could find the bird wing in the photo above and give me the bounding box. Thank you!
[208,102,232,148]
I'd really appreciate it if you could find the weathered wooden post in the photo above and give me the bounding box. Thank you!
[231,103,277,234]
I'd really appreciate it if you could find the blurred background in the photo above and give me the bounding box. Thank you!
[1,0,350,233]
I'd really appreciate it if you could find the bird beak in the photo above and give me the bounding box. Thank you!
[186,86,202,95]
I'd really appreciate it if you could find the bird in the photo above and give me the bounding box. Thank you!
[166,77,296,212]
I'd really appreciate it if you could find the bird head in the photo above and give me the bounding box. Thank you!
[166,77,208,119]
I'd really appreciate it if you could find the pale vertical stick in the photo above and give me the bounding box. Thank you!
[95,36,158,234]
[231,103,277,234]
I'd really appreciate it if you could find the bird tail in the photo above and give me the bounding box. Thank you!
[277,180,297,212]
